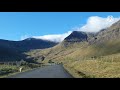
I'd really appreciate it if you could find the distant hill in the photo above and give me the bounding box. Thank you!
[17,38,58,52]
[0,38,57,62]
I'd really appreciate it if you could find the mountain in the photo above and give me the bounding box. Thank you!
[64,31,95,42]
[89,21,120,45]
[64,20,120,45]
[25,20,120,63]
[25,31,94,63]
[0,38,57,62]
[64,31,88,42]
[24,20,120,78]
[18,38,58,52]
[1,19,120,64]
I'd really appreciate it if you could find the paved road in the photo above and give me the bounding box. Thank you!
[8,65,73,78]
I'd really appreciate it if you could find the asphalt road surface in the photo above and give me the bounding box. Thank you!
[8,65,73,78]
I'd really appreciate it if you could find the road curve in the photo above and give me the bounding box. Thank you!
[8,65,73,78]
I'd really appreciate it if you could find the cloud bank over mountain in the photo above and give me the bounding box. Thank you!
[33,31,72,42]
[79,16,120,32]
[21,16,120,42]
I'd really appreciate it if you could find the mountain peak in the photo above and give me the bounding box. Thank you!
[24,37,39,41]
[64,31,88,42]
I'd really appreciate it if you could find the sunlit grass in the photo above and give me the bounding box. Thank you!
[0,62,42,78]
[25,39,120,78]
[64,53,120,78]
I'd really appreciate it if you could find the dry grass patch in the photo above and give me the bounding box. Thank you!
[64,54,120,78]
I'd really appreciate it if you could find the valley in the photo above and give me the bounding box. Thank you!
[1,15,120,78]
[23,20,120,78]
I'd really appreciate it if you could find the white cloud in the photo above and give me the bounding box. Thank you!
[78,16,120,32]
[21,16,120,42]
[32,31,72,42]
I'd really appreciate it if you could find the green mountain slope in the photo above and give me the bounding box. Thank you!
[25,20,120,78]
[0,38,57,62]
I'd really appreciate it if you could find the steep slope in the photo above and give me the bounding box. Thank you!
[0,39,22,62]
[89,20,120,45]
[67,25,120,59]
[25,20,120,64]
[25,31,91,63]
[87,20,120,56]
[24,20,120,78]
[17,38,58,52]
[0,38,57,62]
[64,31,88,42]
[64,20,120,58]
[64,31,94,42]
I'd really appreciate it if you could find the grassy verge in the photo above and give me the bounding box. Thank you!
[63,65,80,78]
[0,62,45,78]
[63,53,120,78]
[63,64,95,78]
[0,68,32,78]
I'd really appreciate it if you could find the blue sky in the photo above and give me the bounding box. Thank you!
[0,12,120,41]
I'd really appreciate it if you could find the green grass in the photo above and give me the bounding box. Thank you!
[0,62,43,78]
[0,65,19,78]
[0,68,32,78]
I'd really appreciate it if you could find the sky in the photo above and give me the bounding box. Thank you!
[0,12,120,42]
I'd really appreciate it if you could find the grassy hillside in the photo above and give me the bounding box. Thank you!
[25,42,120,78]
[24,32,120,78]
[24,20,120,78]
[64,53,120,78]
[25,41,89,63]
[25,38,120,63]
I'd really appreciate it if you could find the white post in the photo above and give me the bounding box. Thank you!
[19,67,23,72]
